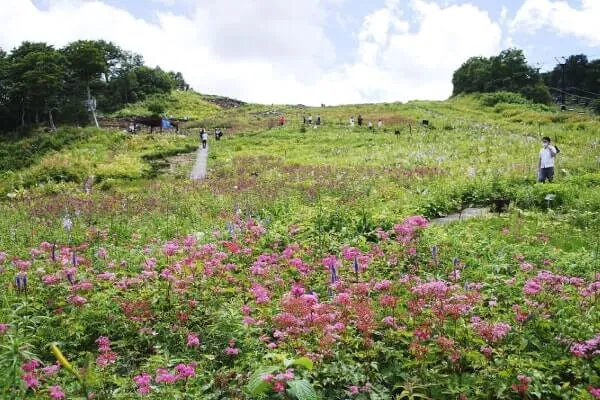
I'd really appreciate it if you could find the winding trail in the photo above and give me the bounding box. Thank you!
[190,144,208,180]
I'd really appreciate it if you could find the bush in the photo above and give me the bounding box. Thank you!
[481,91,530,107]
[147,99,168,117]
[520,83,553,105]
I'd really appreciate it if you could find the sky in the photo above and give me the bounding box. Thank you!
[1,0,599,105]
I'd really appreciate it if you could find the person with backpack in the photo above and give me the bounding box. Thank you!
[316,115,321,126]
[201,128,208,149]
[538,136,559,183]
[357,114,363,127]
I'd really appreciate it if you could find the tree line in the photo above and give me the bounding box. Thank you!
[0,40,189,134]
[452,49,600,113]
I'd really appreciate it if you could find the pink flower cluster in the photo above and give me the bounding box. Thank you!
[471,318,511,343]
[262,369,295,392]
[133,372,152,395]
[570,333,600,358]
[187,332,200,348]
[349,384,370,395]
[21,359,40,389]
[250,283,271,304]
[511,375,532,397]
[95,336,118,368]
[224,340,240,356]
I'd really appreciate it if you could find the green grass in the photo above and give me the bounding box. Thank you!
[1,95,600,399]
[111,90,221,120]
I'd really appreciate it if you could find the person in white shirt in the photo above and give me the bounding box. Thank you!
[538,136,557,183]
[201,128,209,149]
[378,119,383,128]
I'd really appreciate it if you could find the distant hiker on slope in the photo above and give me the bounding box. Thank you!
[368,121,373,130]
[378,119,383,128]
[316,115,321,126]
[350,116,355,127]
[358,114,363,127]
[538,136,558,183]
[279,115,285,126]
[308,115,313,125]
[201,128,208,149]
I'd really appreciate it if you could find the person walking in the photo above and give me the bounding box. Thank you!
[368,121,373,130]
[350,116,355,127]
[308,115,313,125]
[357,114,363,127]
[538,136,558,183]
[316,115,321,126]
[378,119,383,128]
[201,128,208,149]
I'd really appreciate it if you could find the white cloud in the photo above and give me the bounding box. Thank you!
[0,0,503,105]
[511,0,600,46]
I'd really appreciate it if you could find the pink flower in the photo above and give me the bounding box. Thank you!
[0,324,8,334]
[480,346,493,358]
[250,283,270,304]
[273,381,286,393]
[523,279,542,296]
[349,385,360,395]
[48,385,66,399]
[22,359,40,373]
[41,364,60,377]
[224,346,240,356]
[588,387,600,398]
[68,295,87,307]
[187,333,200,347]
[520,263,534,272]
[95,336,111,352]
[374,280,393,291]
[96,352,117,368]
[133,372,152,387]
[156,368,177,384]
[162,241,179,257]
[174,363,196,379]
[133,373,152,395]
[96,248,108,259]
[262,374,274,382]
[21,373,39,389]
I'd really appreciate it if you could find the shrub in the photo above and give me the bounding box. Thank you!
[481,92,530,107]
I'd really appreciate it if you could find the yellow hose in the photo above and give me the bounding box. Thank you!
[50,343,80,379]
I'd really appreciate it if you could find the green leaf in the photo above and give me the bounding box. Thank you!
[246,366,278,397]
[284,357,314,371]
[287,379,317,400]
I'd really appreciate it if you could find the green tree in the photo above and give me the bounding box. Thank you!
[134,66,175,99]
[452,57,492,95]
[62,40,106,127]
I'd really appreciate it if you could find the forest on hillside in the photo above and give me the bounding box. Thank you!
[452,49,600,113]
[0,40,189,134]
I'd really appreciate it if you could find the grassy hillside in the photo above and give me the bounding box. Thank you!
[111,90,221,120]
[1,95,600,399]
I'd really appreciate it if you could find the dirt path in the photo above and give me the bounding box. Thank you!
[190,144,208,180]
[430,207,490,225]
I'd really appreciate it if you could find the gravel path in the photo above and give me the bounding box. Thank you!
[190,144,208,180]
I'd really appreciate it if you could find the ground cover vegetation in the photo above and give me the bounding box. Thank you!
[1,92,600,399]
[1,42,600,399]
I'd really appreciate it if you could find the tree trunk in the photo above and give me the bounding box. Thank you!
[20,100,25,127]
[87,83,99,128]
[48,109,56,132]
